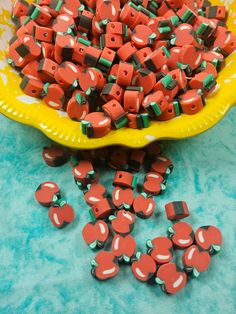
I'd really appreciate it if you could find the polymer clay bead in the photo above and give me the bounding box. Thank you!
[133,193,155,219]
[195,225,222,254]
[146,237,174,264]
[182,245,211,277]
[82,220,109,249]
[168,221,194,249]
[155,262,187,294]
[112,234,136,263]
[35,181,60,207]
[165,201,190,221]
[131,252,157,282]
[91,251,119,281]
[42,145,68,167]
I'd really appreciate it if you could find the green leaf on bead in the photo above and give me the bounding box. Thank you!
[155,277,164,285]
[91,259,97,267]
[212,244,221,253]
[193,268,200,278]
[146,240,153,249]
[89,241,97,250]
[109,215,116,222]
[123,255,130,263]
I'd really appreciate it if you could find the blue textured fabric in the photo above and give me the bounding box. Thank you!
[0,110,235,314]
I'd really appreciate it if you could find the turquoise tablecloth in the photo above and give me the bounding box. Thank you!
[0,109,235,314]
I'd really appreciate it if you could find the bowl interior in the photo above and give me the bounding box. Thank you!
[0,0,236,149]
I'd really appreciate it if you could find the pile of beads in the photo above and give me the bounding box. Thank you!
[9,0,236,138]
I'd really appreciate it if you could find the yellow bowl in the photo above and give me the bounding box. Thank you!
[0,0,236,149]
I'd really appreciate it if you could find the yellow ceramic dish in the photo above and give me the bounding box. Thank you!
[0,0,236,149]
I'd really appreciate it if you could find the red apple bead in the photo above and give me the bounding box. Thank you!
[151,156,173,177]
[109,210,136,235]
[35,181,60,207]
[42,145,68,167]
[168,221,194,249]
[48,202,74,228]
[143,172,166,195]
[82,220,109,249]
[91,198,114,220]
[112,187,134,210]
[155,262,187,294]
[133,193,155,219]
[131,252,157,282]
[72,160,95,184]
[91,251,119,281]
[111,234,136,263]
[182,245,211,277]
[195,225,222,254]
[146,237,173,264]
[113,171,137,189]
[84,183,107,206]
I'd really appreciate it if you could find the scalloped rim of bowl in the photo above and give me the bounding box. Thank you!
[0,0,236,149]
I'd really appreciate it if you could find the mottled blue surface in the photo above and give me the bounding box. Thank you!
[0,110,236,314]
